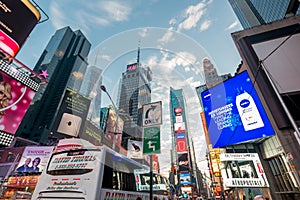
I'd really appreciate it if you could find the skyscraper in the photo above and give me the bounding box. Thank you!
[16,26,91,145]
[117,48,152,148]
[203,57,232,89]
[169,87,197,195]
[79,65,102,125]
[228,0,300,29]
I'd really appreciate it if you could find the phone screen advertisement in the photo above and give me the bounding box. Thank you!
[201,71,274,148]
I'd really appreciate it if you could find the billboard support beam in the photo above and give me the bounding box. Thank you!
[260,61,300,142]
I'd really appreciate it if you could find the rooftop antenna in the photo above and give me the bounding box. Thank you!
[137,40,140,66]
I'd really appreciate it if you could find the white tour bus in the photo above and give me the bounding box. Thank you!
[32,138,168,200]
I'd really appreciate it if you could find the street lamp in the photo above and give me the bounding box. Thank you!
[100,85,121,150]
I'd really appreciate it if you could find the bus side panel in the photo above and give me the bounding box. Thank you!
[100,188,168,200]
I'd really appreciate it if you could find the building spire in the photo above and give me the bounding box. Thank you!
[137,40,140,65]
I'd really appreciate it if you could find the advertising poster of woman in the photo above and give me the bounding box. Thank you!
[0,72,35,135]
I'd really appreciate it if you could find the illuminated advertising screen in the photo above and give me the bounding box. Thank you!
[220,153,269,188]
[179,173,191,185]
[0,0,40,56]
[174,107,182,116]
[52,88,91,138]
[0,71,36,146]
[176,133,188,153]
[105,107,124,147]
[174,122,186,133]
[127,63,137,71]
[80,120,102,146]
[178,152,189,172]
[201,71,274,148]
[7,175,39,187]
[127,140,143,159]
[15,146,54,173]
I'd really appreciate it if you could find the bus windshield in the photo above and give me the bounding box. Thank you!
[47,149,99,175]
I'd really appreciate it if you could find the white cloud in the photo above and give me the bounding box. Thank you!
[178,2,206,31]
[200,19,212,31]
[100,54,111,61]
[49,1,132,35]
[225,20,239,31]
[169,18,177,26]
[101,1,132,22]
[158,29,175,44]
[50,2,68,29]
[138,28,149,38]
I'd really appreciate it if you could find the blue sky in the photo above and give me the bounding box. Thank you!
[16,0,243,175]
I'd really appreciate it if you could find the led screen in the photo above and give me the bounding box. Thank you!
[52,88,91,138]
[179,173,191,185]
[220,153,269,188]
[127,140,143,159]
[201,71,274,148]
[0,0,40,56]
[177,153,189,172]
[0,71,36,146]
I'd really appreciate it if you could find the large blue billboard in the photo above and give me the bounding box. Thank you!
[201,71,274,148]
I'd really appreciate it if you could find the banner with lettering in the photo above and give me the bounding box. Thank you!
[15,146,54,173]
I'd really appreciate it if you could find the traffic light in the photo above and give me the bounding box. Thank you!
[171,166,177,175]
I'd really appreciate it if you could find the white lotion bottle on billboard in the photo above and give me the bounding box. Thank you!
[236,91,264,131]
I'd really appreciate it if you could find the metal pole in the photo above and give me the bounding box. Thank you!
[112,110,119,150]
[150,155,153,200]
[260,61,300,140]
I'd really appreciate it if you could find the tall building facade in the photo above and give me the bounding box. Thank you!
[117,50,152,148]
[230,16,300,199]
[203,58,232,89]
[228,0,300,29]
[79,65,102,125]
[169,87,197,196]
[15,26,91,145]
[196,58,232,199]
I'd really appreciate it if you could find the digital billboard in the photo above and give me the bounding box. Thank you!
[201,71,274,148]
[176,133,188,153]
[0,71,37,146]
[127,63,137,71]
[177,152,189,172]
[0,0,40,57]
[105,107,124,147]
[15,146,54,173]
[127,139,143,159]
[52,88,91,138]
[79,120,112,148]
[220,153,269,188]
[179,173,191,185]
[174,122,186,133]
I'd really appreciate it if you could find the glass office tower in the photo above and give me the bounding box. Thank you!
[117,50,152,148]
[229,0,300,29]
[16,26,91,145]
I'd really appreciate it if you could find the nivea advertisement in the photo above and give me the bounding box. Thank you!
[201,71,274,148]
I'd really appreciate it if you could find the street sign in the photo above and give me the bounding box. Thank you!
[142,101,162,127]
[143,126,161,154]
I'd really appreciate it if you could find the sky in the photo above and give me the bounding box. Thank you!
[15,0,243,176]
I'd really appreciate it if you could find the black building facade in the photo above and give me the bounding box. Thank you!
[15,26,91,145]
